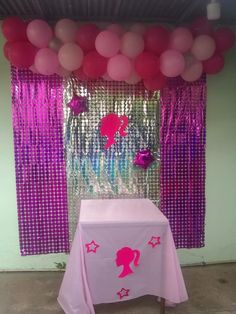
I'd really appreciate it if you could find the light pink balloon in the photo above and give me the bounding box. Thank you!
[27,19,53,48]
[29,65,39,74]
[121,32,144,58]
[106,24,126,37]
[169,27,193,53]
[55,19,78,43]
[58,43,84,71]
[95,30,120,58]
[107,54,132,81]
[181,54,203,82]
[129,23,146,35]
[35,48,59,75]
[191,35,216,61]
[160,50,185,77]
[56,66,71,77]
[102,73,113,81]
[49,38,62,52]
[125,70,141,84]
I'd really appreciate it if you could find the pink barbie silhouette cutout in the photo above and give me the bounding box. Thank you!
[100,113,128,149]
[116,247,140,278]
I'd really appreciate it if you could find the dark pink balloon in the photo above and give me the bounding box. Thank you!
[214,27,235,53]
[144,26,170,55]
[8,41,37,68]
[3,41,13,60]
[76,24,100,52]
[83,51,107,78]
[143,72,167,91]
[135,52,160,79]
[202,53,224,75]
[190,17,213,37]
[2,16,27,42]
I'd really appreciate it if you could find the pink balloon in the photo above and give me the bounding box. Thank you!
[213,27,235,53]
[125,69,141,84]
[191,35,216,61]
[83,51,107,78]
[106,24,126,37]
[144,26,170,55]
[160,50,185,77]
[129,23,146,35]
[49,38,62,52]
[95,30,120,58]
[35,48,59,75]
[55,19,78,43]
[76,24,100,52]
[58,43,84,71]
[169,27,193,53]
[27,19,53,48]
[107,54,132,81]
[8,41,37,68]
[29,65,39,74]
[2,16,27,42]
[121,32,144,58]
[135,52,160,79]
[143,72,167,91]
[102,73,113,81]
[181,55,203,82]
[202,53,225,75]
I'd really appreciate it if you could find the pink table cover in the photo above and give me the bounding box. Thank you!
[58,198,188,314]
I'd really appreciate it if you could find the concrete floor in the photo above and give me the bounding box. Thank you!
[0,263,236,314]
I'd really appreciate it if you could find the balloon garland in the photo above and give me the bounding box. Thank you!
[1,16,235,90]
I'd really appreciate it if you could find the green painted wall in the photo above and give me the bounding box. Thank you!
[0,33,236,270]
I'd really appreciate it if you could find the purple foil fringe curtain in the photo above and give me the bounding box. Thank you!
[160,75,206,248]
[11,67,69,255]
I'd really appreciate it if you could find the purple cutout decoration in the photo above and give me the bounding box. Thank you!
[11,67,69,255]
[67,93,88,115]
[160,75,206,248]
[133,149,155,169]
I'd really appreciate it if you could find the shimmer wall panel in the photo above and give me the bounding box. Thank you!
[63,79,160,241]
[160,76,206,248]
[11,67,69,255]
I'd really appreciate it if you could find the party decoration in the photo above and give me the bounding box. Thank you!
[202,53,225,75]
[143,72,167,91]
[56,66,71,77]
[214,27,235,53]
[190,17,213,36]
[2,16,27,42]
[107,54,132,81]
[27,19,53,48]
[133,149,155,169]
[95,30,120,57]
[107,24,125,37]
[125,69,141,85]
[144,26,169,55]
[67,94,88,115]
[49,38,62,52]
[58,43,84,71]
[116,247,140,278]
[148,236,161,248]
[160,50,185,77]
[121,32,144,58]
[76,24,100,52]
[83,51,107,79]
[100,113,128,149]
[117,288,130,300]
[34,48,59,75]
[169,27,193,53]
[191,35,216,61]
[85,240,100,253]
[8,41,37,68]
[181,55,203,82]
[55,19,78,43]
[102,73,113,81]
[135,52,160,79]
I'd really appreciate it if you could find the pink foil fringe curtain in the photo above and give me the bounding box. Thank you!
[11,67,69,255]
[160,75,206,248]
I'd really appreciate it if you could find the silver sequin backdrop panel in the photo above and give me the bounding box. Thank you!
[63,78,160,242]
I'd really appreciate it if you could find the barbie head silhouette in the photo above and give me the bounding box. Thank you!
[100,113,128,149]
[116,247,140,278]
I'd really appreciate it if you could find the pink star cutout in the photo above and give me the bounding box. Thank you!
[85,240,100,253]
[117,288,130,299]
[148,236,161,248]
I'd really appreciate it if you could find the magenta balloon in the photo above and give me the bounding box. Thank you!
[107,54,132,81]
[58,43,84,71]
[55,19,78,43]
[202,53,225,75]
[95,30,120,58]
[9,41,37,68]
[191,35,216,61]
[214,27,235,53]
[106,24,126,37]
[2,16,27,42]
[121,32,144,58]
[169,27,193,53]
[35,48,59,75]
[129,23,146,35]
[181,56,203,82]
[160,50,185,77]
[27,19,53,48]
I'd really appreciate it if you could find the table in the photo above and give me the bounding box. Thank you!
[58,198,188,314]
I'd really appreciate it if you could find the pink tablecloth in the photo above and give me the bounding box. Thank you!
[58,198,188,314]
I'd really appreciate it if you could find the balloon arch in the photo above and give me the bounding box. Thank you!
[2,16,235,90]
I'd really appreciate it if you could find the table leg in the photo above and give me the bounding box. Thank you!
[160,297,165,314]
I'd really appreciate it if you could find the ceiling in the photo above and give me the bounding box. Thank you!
[0,0,236,25]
